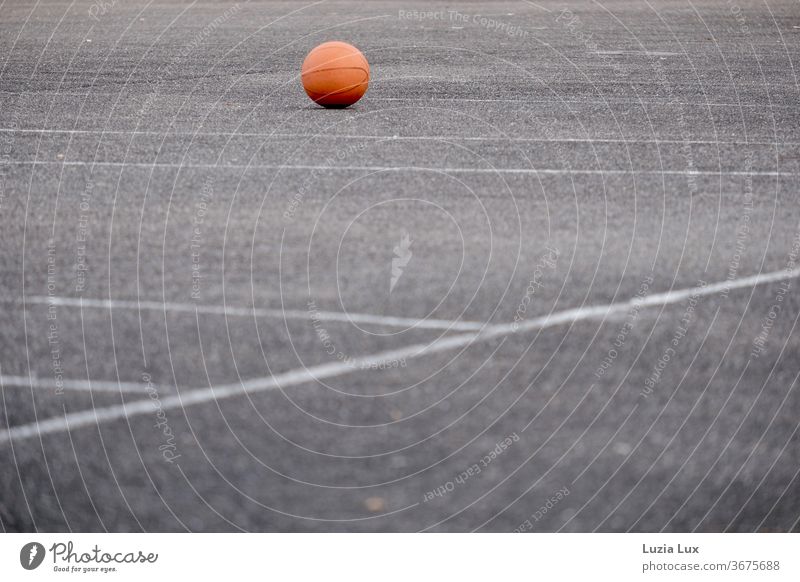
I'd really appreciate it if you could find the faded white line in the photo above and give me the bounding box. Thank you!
[368,97,783,108]
[20,296,485,332]
[0,128,795,146]
[0,375,165,394]
[2,160,795,177]
[522,1,553,13]
[2,95,793,107]
[2,267,798,444]
[596,50,682,56]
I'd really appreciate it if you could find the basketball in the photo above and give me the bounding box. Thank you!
[301,41,369,108]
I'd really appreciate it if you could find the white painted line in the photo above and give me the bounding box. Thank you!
[368,96,784,108]
[2,159,795,177]
[522,0,552,13]
[2,267,798,444]
[0,375,165,394]
[2,93,791,107]
[0,127,794,146]
[596,50,682,57]
[20,296,485,332]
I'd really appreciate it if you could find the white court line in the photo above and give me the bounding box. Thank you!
[0,94,792,107]
[2,267,797,444]
[0,375,166,394]
[20,296,485,332]
[1,128,796,146]
[522,0,552,12]
[2,160,796,177]
[596,50,682,56]
[367,96,795,109]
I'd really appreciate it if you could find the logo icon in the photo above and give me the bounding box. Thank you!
[20,542,46,570]
[390,230,413,293]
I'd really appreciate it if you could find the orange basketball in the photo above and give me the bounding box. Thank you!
[301,41,369,108]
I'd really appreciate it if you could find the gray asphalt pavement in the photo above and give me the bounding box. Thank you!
[1,0,799,532]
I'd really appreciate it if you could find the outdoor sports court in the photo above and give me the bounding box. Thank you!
[1,0,799,532]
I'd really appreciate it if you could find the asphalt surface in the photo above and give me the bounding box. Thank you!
[1,0,799,532]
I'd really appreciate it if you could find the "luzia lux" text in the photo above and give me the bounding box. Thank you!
[643,544,700,554]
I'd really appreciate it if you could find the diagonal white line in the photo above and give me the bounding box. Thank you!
[18,295,485,332]
[1,267,798,444]
[0,375,167,394]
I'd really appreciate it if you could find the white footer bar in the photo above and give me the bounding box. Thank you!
[2,533,797,580]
